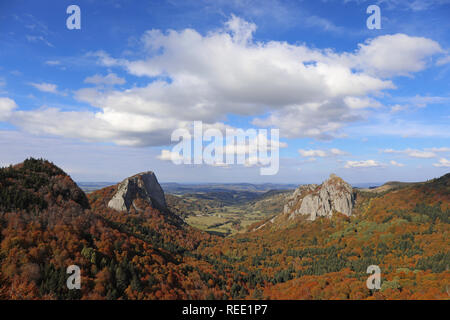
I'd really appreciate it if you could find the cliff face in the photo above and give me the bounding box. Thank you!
[283,174,354,221]
[108,172,168,213]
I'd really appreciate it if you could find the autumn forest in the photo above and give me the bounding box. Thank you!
[0,158,448,300]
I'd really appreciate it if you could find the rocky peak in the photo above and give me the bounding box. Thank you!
[108,171,168,213]
[283,174,354,221]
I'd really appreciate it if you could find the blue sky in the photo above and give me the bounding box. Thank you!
[0,0,449,184]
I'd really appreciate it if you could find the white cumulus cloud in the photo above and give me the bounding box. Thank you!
[383,148,437,158]
[299,148,348,157]
[433,158,450,168]
[299,149,328,157]
[346,34,443,78]
[390,160,405,167]
[84,73,126,86]
[0,98,17,121]
[29,82,58,94]
[158,149,186,162]
[344,160,384,168]
[6,16,447,147]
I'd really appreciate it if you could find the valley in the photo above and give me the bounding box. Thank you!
[82,181,294,236]
[166,189,292,236]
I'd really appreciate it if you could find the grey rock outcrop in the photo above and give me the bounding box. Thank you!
[283,174,354,221]
[108,172,168,213]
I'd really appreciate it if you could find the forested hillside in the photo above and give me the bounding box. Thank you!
[0,159,448,300]
[196,174,449,299]
[0,159,227,299]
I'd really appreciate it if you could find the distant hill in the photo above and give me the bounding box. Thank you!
[79,181,297,195]
[77,182,117,193]
[358,180,424,193]
[161,182,297,194]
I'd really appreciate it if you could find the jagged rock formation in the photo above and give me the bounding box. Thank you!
[283,174,354,221]
[108,172,168,213]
